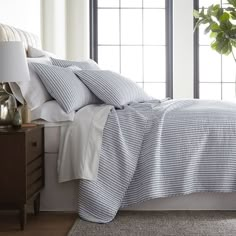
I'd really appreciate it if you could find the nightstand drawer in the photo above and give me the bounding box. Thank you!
[27,178,43,199]
[27,156,43,175]
[27,128,43,163]
[27,167,42,187]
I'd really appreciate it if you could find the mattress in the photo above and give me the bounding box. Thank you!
[41,153,77,211]
[44,125,60,153]
[34,121,71,153]
[36,121,77,211]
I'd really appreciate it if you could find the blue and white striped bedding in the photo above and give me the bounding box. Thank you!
[78,99,236,223]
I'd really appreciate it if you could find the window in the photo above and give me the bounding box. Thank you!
[90,0,173,99]
[194,0,235,100]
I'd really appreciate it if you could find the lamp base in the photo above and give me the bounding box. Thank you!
[0,83,17,127]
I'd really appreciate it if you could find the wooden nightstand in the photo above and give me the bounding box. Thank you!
[0,125,44,230]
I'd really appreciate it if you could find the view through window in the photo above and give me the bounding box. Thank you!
[92,0,172,98]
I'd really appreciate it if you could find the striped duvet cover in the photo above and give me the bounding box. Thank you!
[78,99,236,223]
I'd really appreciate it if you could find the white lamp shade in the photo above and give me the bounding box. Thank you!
[0,41,30,82]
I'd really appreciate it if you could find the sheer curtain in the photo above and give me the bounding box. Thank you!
[41,0,89,60]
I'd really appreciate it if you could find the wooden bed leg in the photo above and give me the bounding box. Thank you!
[20,204,27,230]
[34,193,40,216]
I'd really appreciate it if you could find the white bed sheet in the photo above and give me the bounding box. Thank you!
[58,104,113,182]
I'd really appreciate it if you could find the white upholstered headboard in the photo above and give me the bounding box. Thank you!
[0,23,41,52]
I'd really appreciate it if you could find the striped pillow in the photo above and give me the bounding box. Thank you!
[50,57,100,70]
[74,70,151,108]
[32,63,99,113]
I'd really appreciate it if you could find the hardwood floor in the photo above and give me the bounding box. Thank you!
[0,212,77,236]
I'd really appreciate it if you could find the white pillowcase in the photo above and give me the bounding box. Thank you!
[31,100,75,122]
[10,57,52,110]
[28,46,56,58]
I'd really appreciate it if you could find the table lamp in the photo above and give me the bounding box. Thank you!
[0,41,30,127]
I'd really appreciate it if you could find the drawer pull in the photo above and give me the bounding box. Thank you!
[27,128,43,163]
[32,141,37,147]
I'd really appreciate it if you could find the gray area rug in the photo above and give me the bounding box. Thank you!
[67,211,236,236]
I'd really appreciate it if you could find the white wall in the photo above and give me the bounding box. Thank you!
[173,0,194,99]
[0,0,41,36]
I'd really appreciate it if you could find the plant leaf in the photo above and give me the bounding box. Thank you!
[231,39,236,47]
[204,24,212,34]
[220,12,230,21]
[220,20,232,31]
[193,9,200,18]
[228,0,236,8]
[216,7,224,20]
[226,7,235,11]
[230,11,236,19]
[228,28,236,39]
[210,22,221,32]
[207,5,214,16]
[193,19,205,32]
[210,31,218,38]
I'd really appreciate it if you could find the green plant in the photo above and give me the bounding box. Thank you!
[193,0,236,61]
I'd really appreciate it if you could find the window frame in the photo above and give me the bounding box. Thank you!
[193,0,199,98]
[89,0,173,98]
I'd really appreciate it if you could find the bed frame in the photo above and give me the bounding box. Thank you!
[1,23,236,212]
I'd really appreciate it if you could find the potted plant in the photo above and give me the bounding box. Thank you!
[194,0,236,61]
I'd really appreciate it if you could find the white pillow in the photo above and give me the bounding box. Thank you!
[10,57,52,110]
[31,100,75,122]
[28,46,56,58]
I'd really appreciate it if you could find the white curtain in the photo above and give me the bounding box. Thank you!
[41,0,89,60]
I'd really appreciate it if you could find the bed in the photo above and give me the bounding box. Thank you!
[1,23,236,223]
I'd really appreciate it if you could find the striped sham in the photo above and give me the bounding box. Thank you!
[50,57,100,70]
[32,63,99,113]
[74,70,151,108]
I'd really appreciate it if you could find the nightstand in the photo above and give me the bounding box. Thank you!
[0,125,44,230]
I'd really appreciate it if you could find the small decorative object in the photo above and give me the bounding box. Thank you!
[20,103,32,124]
[193,0,236,94]
[12,108,22,129]
[0,42,30,127]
